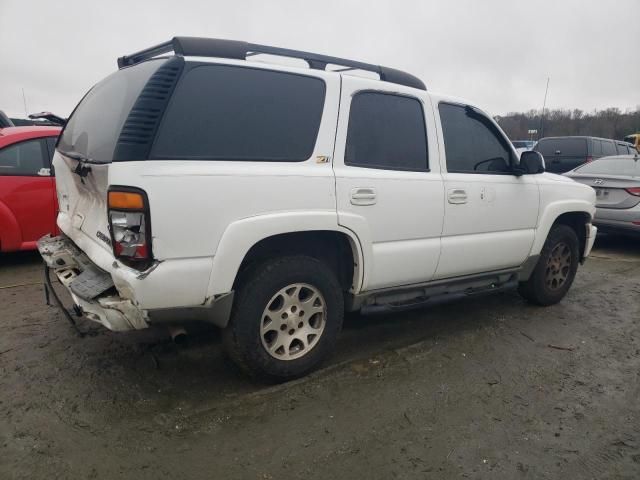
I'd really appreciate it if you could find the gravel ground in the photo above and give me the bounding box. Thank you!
[0,235,639,479]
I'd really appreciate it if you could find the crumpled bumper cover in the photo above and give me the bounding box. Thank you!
[38,234,149,331]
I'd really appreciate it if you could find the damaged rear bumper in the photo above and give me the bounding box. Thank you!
[38,235,235,332]
[38,235,149,331]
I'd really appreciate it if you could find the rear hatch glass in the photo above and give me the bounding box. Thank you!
[535,138,587,157]
[58,59,170,163]
[574,157,640,177]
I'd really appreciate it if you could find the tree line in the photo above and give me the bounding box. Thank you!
[496,108,640,141]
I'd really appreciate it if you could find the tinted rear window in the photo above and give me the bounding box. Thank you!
[150,65,325,161]
[58,59,164,163]
[535,138,587,156]
[574,157,640,177]
[345,92,428,171]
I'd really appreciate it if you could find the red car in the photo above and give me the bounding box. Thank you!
[0,125,62,252]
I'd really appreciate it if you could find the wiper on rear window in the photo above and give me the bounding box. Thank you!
[59,150,98,181]
[59,149,102,164]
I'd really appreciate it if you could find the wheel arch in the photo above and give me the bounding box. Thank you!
[205,212,365,299]
[532,201,594,258]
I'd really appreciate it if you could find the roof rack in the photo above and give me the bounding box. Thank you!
[117,36,426,91]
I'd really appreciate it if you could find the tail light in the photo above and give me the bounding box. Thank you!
[585,156,593,163]
[107,187,152,267]
[625,187,640,197]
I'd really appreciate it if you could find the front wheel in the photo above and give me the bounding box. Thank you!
[518,224,580,306]
[223,255,344,381]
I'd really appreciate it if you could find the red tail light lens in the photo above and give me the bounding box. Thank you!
[107,187,152,267]
[585,156,593,163]
[625,187,640,197]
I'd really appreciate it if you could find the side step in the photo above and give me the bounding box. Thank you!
[350,269,520,314]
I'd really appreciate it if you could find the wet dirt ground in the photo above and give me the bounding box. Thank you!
[1,235,639,479]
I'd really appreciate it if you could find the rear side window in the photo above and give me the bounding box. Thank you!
[151,65,326,161]
[535,138,587,156]
[602,140,617,156]
[439,103,512,173]
[0,139,47,176]
[345,92,428,171]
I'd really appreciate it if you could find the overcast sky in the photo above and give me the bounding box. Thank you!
[1,0,638,118]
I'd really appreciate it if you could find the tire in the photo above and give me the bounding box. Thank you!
[223,255,344,381]
[518,224,580,306]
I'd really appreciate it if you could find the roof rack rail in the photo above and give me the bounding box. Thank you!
[117,36,426,91]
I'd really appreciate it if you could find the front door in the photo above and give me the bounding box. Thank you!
[333,76,444,291]
[434,102,539,279]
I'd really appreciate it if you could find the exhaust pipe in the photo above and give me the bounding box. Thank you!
[168,325,188,345]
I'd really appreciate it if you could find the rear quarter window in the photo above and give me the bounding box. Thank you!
[535,138,587,156]
[150,65,326,161]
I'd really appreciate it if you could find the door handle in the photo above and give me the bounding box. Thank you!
[350,187,377,206]
[447,188,467,204]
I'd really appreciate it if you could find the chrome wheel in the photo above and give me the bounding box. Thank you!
[260,283,326,361]
[545,242,572,290]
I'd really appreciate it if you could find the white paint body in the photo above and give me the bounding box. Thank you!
[51,56,597,331]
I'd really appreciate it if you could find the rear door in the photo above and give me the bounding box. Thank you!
[535,138,588,173]
[333,77,444,291]
[0,138,56,250]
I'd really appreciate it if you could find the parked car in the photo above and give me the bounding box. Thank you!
[512,140,536,150]
[512,139,536,158]
[39,37,597,380]
[534,136,635,173]
[565,154,640,236]
[624,133,640,150]
[0,125,61,252]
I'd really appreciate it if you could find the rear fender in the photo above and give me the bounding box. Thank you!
[205,211,367,297]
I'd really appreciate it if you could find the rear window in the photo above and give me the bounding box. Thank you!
[58,59,165,163]
[150,65,326,161]
[574,157,640,177]
[535,138,587,156]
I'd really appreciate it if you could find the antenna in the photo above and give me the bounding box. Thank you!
[21,88,29,117]
[539,77,550,139]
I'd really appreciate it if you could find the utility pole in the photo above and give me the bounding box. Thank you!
[21,88,28,117]
[539,77,550,139]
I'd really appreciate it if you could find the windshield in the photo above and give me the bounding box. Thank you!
[57,59,165,163]
[574,156,639,177]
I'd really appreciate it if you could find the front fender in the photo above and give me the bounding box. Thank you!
[205,211,367,297]
[531,199,596,255]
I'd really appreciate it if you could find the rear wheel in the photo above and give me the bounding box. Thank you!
[223,255,344,381]
[518,224,580,306]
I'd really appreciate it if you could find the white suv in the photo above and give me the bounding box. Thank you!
[39,37,597,380]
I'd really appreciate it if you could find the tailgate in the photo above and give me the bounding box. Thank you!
[54,153,113,258]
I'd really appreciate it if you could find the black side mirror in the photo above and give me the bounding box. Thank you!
[519,151,545,175]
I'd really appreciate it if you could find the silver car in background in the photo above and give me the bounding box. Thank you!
[565,154,640,235]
